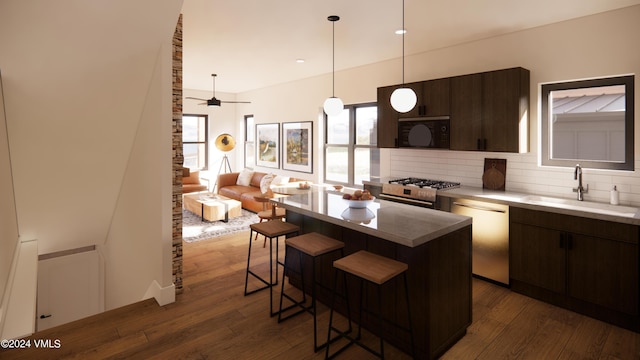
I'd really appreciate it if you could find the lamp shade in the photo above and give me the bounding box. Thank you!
[323,96,344,116]
[215,133,236,152]
[390,87,417,113]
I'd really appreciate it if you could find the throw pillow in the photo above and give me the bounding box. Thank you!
[236,168,254,186]
[260,173,275,194]
[272,175,290,186]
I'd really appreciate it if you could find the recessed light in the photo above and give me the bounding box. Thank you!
[296,59,305,63]
[395,29,406,35]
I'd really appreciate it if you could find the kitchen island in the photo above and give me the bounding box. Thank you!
[272,188,472,360]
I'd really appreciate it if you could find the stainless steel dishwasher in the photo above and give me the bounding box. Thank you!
[451,198,509,285]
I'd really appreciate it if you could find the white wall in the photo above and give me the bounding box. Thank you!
[0,69,19,316]
[0,68,24,336]
[236,5,640,206]
[97,41,176,309]
[228,75,330,180]
[0,0,183,317]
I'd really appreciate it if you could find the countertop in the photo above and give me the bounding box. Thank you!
[363,179,640,225]
[271,186,472,248]
[438,186,640,225]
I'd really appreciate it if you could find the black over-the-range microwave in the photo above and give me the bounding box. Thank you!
[397,116,450,149]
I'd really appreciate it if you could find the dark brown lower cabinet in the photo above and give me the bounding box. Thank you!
[510,207,639,331]
[284,210,472,360]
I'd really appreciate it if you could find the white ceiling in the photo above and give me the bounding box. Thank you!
[181,0,640,94]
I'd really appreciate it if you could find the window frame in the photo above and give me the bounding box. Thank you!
[244,114,255,169]
[324,102,379,187]
[541,75,634,171]
[182,114,209,171]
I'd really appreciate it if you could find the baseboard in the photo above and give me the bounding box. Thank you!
[144,280,175,306]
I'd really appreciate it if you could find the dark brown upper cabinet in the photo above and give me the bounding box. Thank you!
[449,73,482,151]
[377,78,451,148]
[378,67,530,152]
[450,67,530,152]
[399,78,451,119]
[377,85,400,148]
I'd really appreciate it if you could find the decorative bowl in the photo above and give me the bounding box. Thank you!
[341,208,375,224]
[297,182,312,190]
[345,196,375,208]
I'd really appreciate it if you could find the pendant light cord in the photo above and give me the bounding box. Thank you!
[211,73,216,97]
[402,0,406,85]
[325,14,341,114]
[332,18,336,97]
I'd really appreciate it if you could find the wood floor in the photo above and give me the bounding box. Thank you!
[2,230,639,359]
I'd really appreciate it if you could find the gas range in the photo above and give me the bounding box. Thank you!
[387,177,461,190]
[380,177,461,208]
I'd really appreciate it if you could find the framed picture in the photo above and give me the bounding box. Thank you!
[256,123,279,168]
[282,121,313,173]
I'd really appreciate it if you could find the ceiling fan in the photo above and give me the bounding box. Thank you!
[186,74,251,106]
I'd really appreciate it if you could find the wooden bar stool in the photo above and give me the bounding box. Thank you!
[244,220,300,317]
[325,250,415,359]
[277,232,346,352]
[255,205,286,246]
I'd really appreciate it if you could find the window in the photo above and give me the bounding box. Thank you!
[244,115,255,168]
[182,114,208,170]
[541,75,634,170]
[324,103,379,186]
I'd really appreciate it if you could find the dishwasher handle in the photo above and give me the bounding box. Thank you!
[452,201,506,213]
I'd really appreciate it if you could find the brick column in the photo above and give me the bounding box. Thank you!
[172,14,183,294]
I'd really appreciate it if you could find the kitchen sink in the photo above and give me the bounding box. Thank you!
[522,195,640,218]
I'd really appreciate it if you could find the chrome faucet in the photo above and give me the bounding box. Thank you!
[573,164,588,201]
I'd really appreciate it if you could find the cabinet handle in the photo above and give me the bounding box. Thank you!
[452,201,506,213]
[476,138,487,150]
[40,314,52,319]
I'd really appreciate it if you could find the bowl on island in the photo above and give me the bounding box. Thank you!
[342,189,374,208]
[341,208,375,224]
[297,182,312,190]
[343,196,375,208]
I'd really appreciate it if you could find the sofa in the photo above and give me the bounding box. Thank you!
[217,170,296,213]
[182,168,208,193]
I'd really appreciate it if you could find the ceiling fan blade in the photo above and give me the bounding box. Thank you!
[221,100,252,104]
[190,75,252,106]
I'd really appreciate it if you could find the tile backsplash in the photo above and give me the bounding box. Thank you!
[389,149,640,207]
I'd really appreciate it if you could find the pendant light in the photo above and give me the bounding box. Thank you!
[323,15,344,117]
[390,0,417,113]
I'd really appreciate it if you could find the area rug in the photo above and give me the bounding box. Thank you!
[182,209,258,243]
